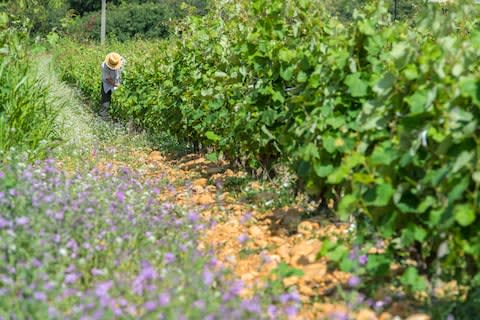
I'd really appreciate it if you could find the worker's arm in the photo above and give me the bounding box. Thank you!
[106,77,116,86]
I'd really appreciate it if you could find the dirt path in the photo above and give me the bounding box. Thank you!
[147,153,401,320]
[41,55,424,320]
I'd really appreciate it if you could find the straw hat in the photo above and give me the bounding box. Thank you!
[105,52,122,70]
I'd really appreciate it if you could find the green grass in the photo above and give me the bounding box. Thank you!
[0,31,59,158]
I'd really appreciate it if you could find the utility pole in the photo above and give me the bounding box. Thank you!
[393,0,398,20]
[101,0,106,45]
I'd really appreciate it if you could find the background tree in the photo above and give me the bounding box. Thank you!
[0,0,209,38]
[67,0,121,16]
[65,0,209,41]
[1,0,69,34]
[323,0,425,23]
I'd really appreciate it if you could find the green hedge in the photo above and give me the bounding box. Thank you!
[56,0,480,294]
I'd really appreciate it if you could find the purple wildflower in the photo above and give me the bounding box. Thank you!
[209,257,219,268]
[348,248,358,261]
[66,264,76,273]
[91,310,104,320]
[284,305,298,318]
[279,291,301,304]
[328,311,349,320]
[289,291,301,302]
[231,280,243,294]
[53,234,61,243]
[139,261,156,280]
[223,280,243,301]
[203,269,214,286]
[187,211,199,223]
[54,211,64,220]
[241,297,261,313]
[164,252,176,264]
[374,300,385,310]
[268,305,277,319]
[113,298,126,308]
[126,305,137,316]
[0,276,13,285]
[33,291,47,301]
[209,219,217,228]
[144,301,158,312]
[22,170,32,179]
[279,293,290,304]
[193,300,205,310]
[95,281,113,297]
[64,273,78,284]
[66,239,77,249]
[133,271,148,295]
[44,282,55,291]
[179,243,189,252]
[32,258,42,268]
[358,254,368,265]
[115,190,125,203]
[48,307,58,318]
[91,268,105,276]
[356,292,366,305]
[43,194,54,203]
[113,306,123,316]
[347,275,361,288]
[366,298,374,307]
[158,292,170,306]
[15,216,29,226]
[0,216,10,229]
[237,233,249,244]
[0,170,4,179]
[240,212,253,224]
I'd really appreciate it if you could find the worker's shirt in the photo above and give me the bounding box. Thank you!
[101,62,122,93]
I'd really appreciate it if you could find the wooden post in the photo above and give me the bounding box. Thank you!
[101,0,106,45]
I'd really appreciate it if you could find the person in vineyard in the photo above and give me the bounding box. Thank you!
[100,52,125,118]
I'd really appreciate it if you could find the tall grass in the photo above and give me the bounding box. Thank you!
[0,24,58,159]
